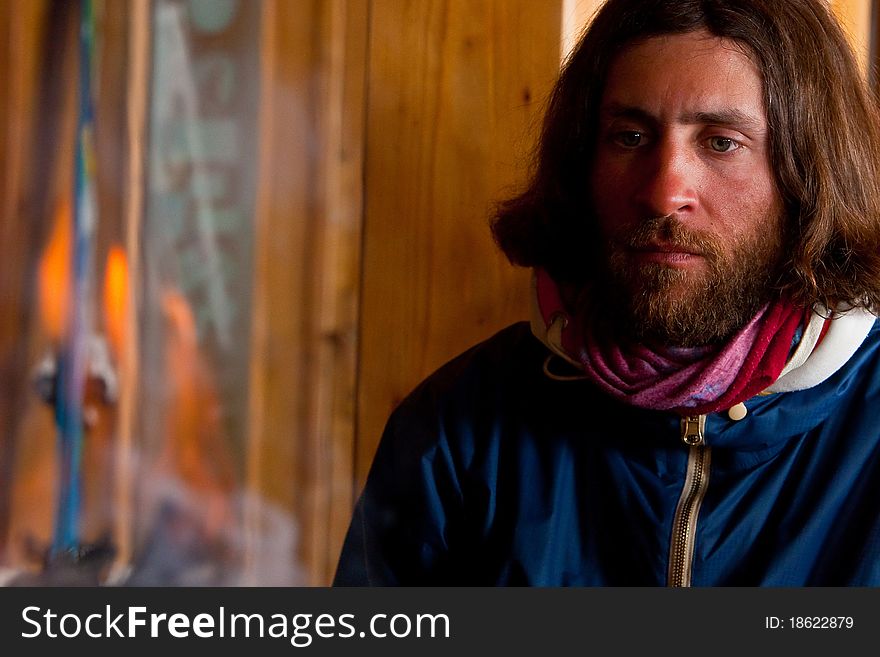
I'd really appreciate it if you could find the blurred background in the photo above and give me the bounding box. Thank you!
[0,0,873,586]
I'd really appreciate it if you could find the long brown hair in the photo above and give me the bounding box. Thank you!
[491,0,880,312]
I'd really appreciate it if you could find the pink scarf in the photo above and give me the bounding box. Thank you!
[536,268,805,415]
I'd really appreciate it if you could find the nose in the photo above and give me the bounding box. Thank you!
[634,141,699,217]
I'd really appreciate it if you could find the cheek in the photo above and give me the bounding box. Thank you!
[708,172,780,235]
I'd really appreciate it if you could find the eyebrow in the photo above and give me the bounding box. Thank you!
[601,103,764,133]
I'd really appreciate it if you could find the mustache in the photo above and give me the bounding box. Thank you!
[616,216,723,261]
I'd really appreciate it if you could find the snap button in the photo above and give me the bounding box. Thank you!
[727,402,747,421]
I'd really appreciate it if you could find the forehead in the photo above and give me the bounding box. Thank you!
[601,30,766,123]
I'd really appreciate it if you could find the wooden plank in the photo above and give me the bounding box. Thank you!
[3,0,94,570]
[0,3,50,558]
[0,0,76,567]
[244,0,278,587]
[304,0,368,587]
[830,0,872,73]
[108,0,150,582]
[356,0,562,491]
[247,0,367,586]
[247,0,320,585]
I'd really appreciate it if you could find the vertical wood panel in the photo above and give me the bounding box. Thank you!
[356,0,563,490]
[0,0,48,560]
[0,0,77,566]
[112,0,150,578]
[304,0,368,586]
[85,0,131,555]
[248,0,366,586]
[248,0,322,585]
[830,0,873,73]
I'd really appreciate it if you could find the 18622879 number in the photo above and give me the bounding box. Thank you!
[789,617,854,629]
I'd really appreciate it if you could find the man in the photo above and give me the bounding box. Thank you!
[335,0,880,586]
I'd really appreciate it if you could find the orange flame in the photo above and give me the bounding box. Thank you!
[37,200,73,341]
[102,245,129,361]
[160,289,235,535]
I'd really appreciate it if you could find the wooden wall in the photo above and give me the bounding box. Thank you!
[247,0,369,586]
[249,0,563,585]
[356,0,562,493]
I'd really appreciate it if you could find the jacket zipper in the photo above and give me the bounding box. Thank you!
[668,414,711,587]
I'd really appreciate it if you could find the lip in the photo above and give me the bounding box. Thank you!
[629,242,705,265]
[633,241,703,255]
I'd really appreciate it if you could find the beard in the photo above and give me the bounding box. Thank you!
[597,215,784,348]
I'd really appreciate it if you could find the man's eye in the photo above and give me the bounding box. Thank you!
[614,131,644,148]
[707,136,738,152]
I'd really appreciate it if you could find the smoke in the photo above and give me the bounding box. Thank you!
[124,471,305,587]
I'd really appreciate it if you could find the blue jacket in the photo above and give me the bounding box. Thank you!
[334,320,880,585]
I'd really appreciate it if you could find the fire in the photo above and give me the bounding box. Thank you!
[102,245,129,361]
[37,200,73,341]
[159,289,235,536]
